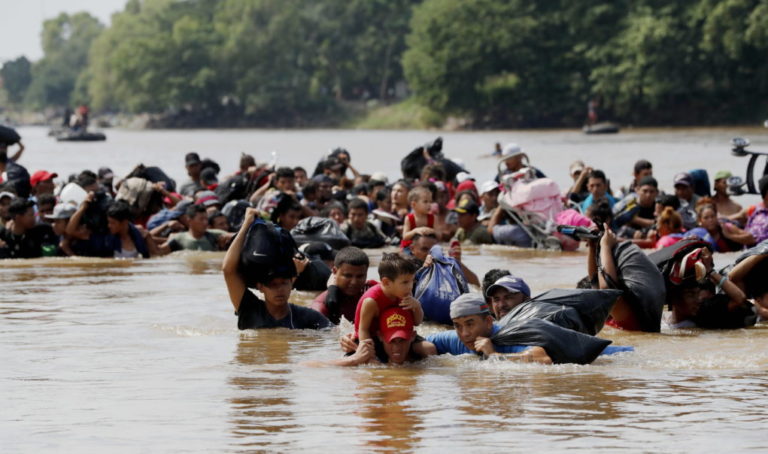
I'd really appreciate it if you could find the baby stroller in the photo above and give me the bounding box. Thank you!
[496,159,564,250]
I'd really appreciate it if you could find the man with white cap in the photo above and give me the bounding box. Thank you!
[498,143,546,179]
[485,275,532,319]
[478,180,500,222]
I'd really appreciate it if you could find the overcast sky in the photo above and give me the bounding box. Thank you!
[0,0,127,62]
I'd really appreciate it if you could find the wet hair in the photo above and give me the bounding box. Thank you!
[375,188,389,202]
[378,252,420,281]
[37,193,56,208]
[588,169,607,183]
[347,198,368,213]
[658,206,682,233]
[107,200,133,222]
[634,160,652,174]
[76,172,98,189]
[694,197,717,219]
[321,201,346,218]
[411,231,438,244]
[185,204,207,218]
[587,200,613,228]
[334,246,370,268]
[240,154,256,171]
[207,209,225,225]
[482,269,511,297]
[656,194,680,211]
[408,186,432,204]
[351,183,369,196]
[302,180,318,197]
[637,176,658,189]
[9,198,34,217]
[271,193,302,223]
[275,167,295,180]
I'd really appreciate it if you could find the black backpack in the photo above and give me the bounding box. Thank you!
[239,219,298,288]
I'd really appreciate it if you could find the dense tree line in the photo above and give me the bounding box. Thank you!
[1,0,768,127]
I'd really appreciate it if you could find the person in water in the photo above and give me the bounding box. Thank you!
[353,252,423,343]
[485,275,532,320]
[332,307,425,366]
[222,207,331,330]
[311,246,377,325]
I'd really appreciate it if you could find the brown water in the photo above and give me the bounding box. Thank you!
[3,127,768,451]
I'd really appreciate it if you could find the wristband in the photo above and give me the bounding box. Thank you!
[717,275,728,292]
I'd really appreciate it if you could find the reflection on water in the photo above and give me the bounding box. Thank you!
[5,123,768,451]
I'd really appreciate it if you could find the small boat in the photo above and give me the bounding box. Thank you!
[583,122,620,134]
[55,130,107,142]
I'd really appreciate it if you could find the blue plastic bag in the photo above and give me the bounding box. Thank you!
[413,246,470,325]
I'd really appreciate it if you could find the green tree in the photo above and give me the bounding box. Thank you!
[24,12,103,108]
[0,56,32,105]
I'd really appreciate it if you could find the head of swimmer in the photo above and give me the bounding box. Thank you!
[408,232,438,263]
[452,313,495,352]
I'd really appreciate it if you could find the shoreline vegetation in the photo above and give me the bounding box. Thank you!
[2,1,768,131]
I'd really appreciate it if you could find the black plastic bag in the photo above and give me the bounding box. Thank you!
[290,216,350,249]
[414,251,470,325]
[239,219,297,288]
[400,137,464,181]
[0,125,21,145]
[504,288,621,336]
[606,241,666,332]
[491,318,612,364]
[222,200,252,231]
[293,259,332,291]
[126,164,177,193]
[724,239,768,299]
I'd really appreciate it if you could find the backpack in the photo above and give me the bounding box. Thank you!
[239,219,298,288]
[290,216,350,249]
[413,246,469,325]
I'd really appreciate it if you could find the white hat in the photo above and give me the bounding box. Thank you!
[501,143,523,158]
[479,180,499,195]
[456,172,475,183]
[370,172,389,184]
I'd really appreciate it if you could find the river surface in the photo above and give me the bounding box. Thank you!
[3,127,768,452]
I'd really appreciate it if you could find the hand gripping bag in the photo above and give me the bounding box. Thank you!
[413,246,470,325]
[506,288,621,335]
[491,318,612,365]
[239,219,298,288]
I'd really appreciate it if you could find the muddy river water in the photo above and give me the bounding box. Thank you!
[2,126,768,451]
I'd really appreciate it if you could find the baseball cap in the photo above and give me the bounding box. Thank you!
[185,152,201,166]
[45,203,76,220]
[98,167,114,180]
[379,307,415,343]
[485,275,531,298]
[456,172,475,183]
[0,191,16,201]
[479,180,499,195]
[569,160,585,176]
[370,172,389,184]
[200,167,218,185]
[450,293,491,319]
[673,172,693,187]
[30,170,58,187]
[713,170,732,181]
[194,190,220,207]
[453,198,480,215]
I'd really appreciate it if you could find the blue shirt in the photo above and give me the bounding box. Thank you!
[425,324,635,356]
[426,324,528,355]
[580,193,617,213]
